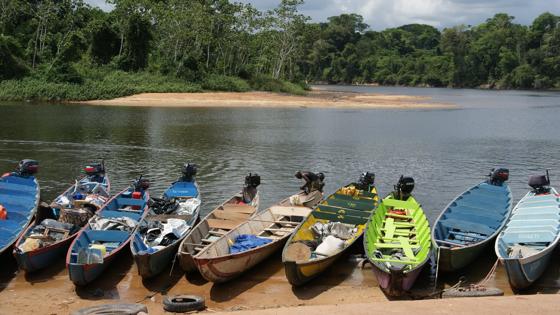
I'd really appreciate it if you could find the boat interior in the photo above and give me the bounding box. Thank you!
[287,187,378,257]
[0,178,37,249]
[69,229,130,263]
[497,191,560,259]
[181,193,258,256]
[102,194,148,222]
[198,205,312,258]
[366,197,431,272]
[434,182,511,248]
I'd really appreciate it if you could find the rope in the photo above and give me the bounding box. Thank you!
[478,258,499,286]
[443,258,499,296]
[434,246,441,291]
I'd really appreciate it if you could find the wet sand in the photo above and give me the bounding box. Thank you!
[78,90,456,109]
[0,244,558,314]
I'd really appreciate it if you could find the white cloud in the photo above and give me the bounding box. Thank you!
[241,0,560,30]
[85,0,113,11]
[85,0,560,30]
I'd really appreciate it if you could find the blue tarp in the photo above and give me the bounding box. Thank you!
[229,234,272,254]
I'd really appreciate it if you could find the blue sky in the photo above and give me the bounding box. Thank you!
[85,0,560,30]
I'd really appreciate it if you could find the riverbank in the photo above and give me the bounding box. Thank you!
[1,246,558,315]
[211,295,559,315]
[78,90,455,109]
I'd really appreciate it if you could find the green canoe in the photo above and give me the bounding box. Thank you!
[364,176,432,296]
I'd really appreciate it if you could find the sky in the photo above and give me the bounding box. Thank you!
[85,0,560,30]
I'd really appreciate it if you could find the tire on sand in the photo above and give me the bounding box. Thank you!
[163,295,206,313]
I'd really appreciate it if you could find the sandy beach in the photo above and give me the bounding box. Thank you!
[1,245,559,315]
[78,90,456,109]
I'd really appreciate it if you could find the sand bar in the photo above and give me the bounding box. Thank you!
[78,90,456,109]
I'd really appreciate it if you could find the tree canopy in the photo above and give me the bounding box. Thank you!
[0,0,559,90]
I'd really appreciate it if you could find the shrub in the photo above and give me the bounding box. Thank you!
[202,75,250,92]
[249,74,306,95]
[0,72,202,101]
[510,64,536,89]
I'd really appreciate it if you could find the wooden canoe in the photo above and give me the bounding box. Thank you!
[131,178,201,278]
[283,182,378,286]
[0,169,40,255]
[13,173,110,272]
[177,188,260,273]
[66,181,149,286]
[495,182,560,290]
[192,190,322,283]
[432,177,512,272]
[364,193,431,296]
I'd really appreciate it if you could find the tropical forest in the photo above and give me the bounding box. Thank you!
[1,0,559,101]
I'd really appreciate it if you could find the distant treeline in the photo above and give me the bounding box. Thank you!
[0,0,559,101]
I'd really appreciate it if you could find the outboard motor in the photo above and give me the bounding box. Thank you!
[84,161,105,182]
[133,176,150,192]
[393,175,414,201]
[295,171,325,193]
[528,170,551,194]
[243,173,261,203]
[245,173,261,188]
[489,168,509,186]
[84,162,105,176]
[181,163,197,182]
[357,172,375,190]
[316,172,325,192]
[15,159,39,177]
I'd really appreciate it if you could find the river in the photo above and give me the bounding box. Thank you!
[0,86,559,313]
[1,86,559,219]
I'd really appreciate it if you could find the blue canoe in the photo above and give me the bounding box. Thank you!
[66,180,149,285]
[495,176,560,290]
[130,179,201,278]
[0,170,40,255]
[433,171,512,272]
[14,172,110,272]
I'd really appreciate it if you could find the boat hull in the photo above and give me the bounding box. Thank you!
[495,188,560,290]
[501,245,555,290]
[68,248,120,286]
[284,250,342,286]
[195,237,287,283]
[14,235,75,272]
[178,191,261,274]
[132,179,200,278]
[0,175,40,255]
[437,237,495,272]
[134,237,184,278]
[370,261,426,296]
[179,252,196,273]
[432,180,512,273]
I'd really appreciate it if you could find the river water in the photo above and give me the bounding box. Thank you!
[1,86,559,219]
[1,86,560,311]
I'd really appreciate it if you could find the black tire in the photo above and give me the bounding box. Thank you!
[71,303,147,315]
[163,295,205,313]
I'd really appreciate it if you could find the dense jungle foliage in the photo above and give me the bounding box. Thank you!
[0,0,558,100]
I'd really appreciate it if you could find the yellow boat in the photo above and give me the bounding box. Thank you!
[282,173,379,286]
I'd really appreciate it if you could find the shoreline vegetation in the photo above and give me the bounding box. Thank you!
[1,1,559,103]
